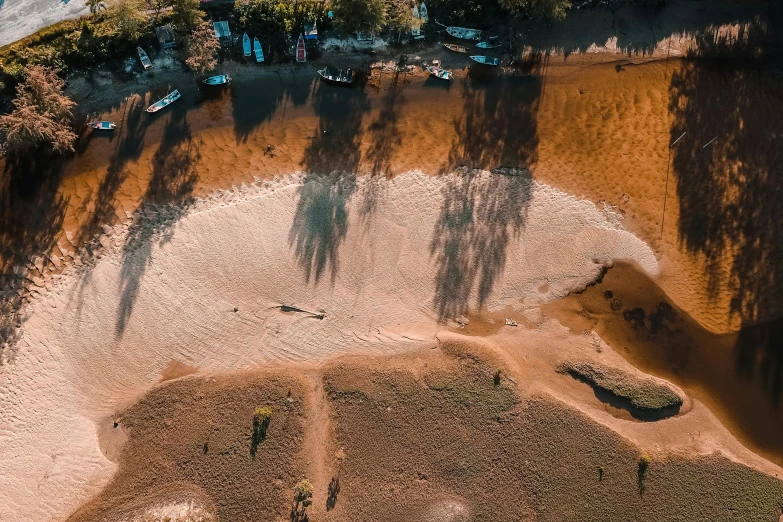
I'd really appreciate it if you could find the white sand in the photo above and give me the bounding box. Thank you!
[0,0,89,47]
[0,170,658,521]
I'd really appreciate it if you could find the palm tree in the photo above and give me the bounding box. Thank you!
[85,0,106,15]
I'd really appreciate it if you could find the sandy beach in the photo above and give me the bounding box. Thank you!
[2,3,783,521]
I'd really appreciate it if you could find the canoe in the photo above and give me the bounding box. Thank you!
[253,37,264,63]
[137,47,153,70]
[317,67,354,85]
[88,121,116,130]
[242,33,251,57]
[476,41,501,49]
[426,66,452,81]
[203,74,231,86]
[443,43,469,53]
[446,26,481,40]
[420,2,428,21]
[145,90,181,113]
[296,34,306,63]
[469,55,499,66]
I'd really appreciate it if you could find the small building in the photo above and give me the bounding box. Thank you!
[155,24,176,50]
[213,20,231,39]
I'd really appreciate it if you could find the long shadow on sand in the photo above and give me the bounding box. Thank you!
[115,104,200,337]
[289,81,370,284]
[669,19,783,406]
[0,153,68,363]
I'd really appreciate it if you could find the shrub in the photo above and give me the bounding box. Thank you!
[253,406,273,422]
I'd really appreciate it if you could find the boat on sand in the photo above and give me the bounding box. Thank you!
[253,37,264,63]
[242,33,251,57]
[443,43,469,53]
[469,55,499,66]
[145,90,181,113]
[87,121,116,130]
[446,26,481,40]
[203,75,231,86]
[426,66,452,81]
[137,47,153,70]
[317,67,355,85]
[296,34,306,62]
[476,41,501,49]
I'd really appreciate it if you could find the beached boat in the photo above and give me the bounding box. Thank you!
[443,43,470,53]
[87,121,116,130]
[426,66,452,81]
[446,26,481,40]
[420,2,428,21]
[317,67,355,85]
[203,74,231,86]
[145,90,181,113]
[296,34,306,63]
[242,33,251,57]
[137,47,153,70]
[253,37,264,63]
[469,55,499,66]
[476,41,501,49]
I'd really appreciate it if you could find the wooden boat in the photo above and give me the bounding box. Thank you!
[253,37,264,63]
[137,47,153,70]
[296,34,306,63]
[317,67,355,85]
[443,43,469,53]
[469,55,499,66]
[446,26,481,40]
[426,66,452,81]
[242,33,251,57]
[145,90,181,113]
[420,2,428,21]
[476,41,501,49]
[202,74,231,86]
[87,121,116,130]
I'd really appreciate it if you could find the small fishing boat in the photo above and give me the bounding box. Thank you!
[242,33,251,57]
[469,55,499,66]
[476,41,501,49]
[446,26,481,40]
[426,66,452,81]
[87,121,116,130]
[145,90,181,113]
[443,43,469,53]
[317,67,355,85]
[202,74,231,86]
[296,34,306,63]
[137,47,153,70]
[420,2,428,21]
[253,37,264,63]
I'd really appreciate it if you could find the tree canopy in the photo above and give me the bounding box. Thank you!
[0,65,77,154]
[498,0,571,21]
[185,21,220,75]
[332,0,386,35]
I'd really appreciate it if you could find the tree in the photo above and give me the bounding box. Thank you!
[110,0,148,41]
[498,0,570,21]
[170,0,204,34]
[291,479,314,522]
[332,0,386,35]
[386,0,417,39]
[85,0,107,15]
[185,21,220,75]
[145,0,173,24]
[0,65,77,154]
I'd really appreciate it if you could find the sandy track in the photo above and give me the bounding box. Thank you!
[0,170,657,521]
[0,0,88,47]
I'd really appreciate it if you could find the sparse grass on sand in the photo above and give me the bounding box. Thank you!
[557,360,684,411]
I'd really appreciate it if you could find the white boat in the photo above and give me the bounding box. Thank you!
[203,74,231,86]
[137,47,153,70]
[242,33,251,57]
[412,4,420,19]
[476,41,501,49]
[317,67,354,85]
[88,121,116,130]
[469,55,499,66]
[426,66,452,81]
[253,37,264,63]
[446,26,481,40]
[420,2,428,21]
[296,34,306,63]
[145,90,181,113]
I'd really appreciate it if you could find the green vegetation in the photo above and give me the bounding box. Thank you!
[638,453,651,494]
[185,20,220,75]
[250,405,273,458]
[557,361,683,411]
[498,0,571,21]
[493,368,502,387]
[254,405,273,422]
[332,0,387,35]
[292,478,314,521]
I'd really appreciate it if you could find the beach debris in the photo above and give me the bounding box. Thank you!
[701,136,718,150]
[505,318,518,327]
[490,167,530,177]
[670,131,687,148]
[278,304,325,319]
[233,307,239,313]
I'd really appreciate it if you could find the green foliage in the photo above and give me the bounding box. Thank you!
[294,478,314,506]
[386,0,418,36]
[253,405,273,421]
[86,0,108,15]
[638,453,651,494]
[170,0,205,35]
[111,0,149,41]
[332,0,387,35]
[498,0,571,21]
[185,21,220,75]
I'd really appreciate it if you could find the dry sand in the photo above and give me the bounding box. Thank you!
[0,0,89,47]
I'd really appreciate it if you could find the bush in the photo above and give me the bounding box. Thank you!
[253,405,273,422]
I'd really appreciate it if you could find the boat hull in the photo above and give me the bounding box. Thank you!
[426,66,452,81]
[446,26,481,40]
[296,35,306,63]
[146,90,181,113]
[203,75,231,86]
[317,68,354,85]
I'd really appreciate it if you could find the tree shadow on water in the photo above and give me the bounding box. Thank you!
[668,19,783,406]
[430,171,532,320]
[0,153,68,362]
[115,107,200,337]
